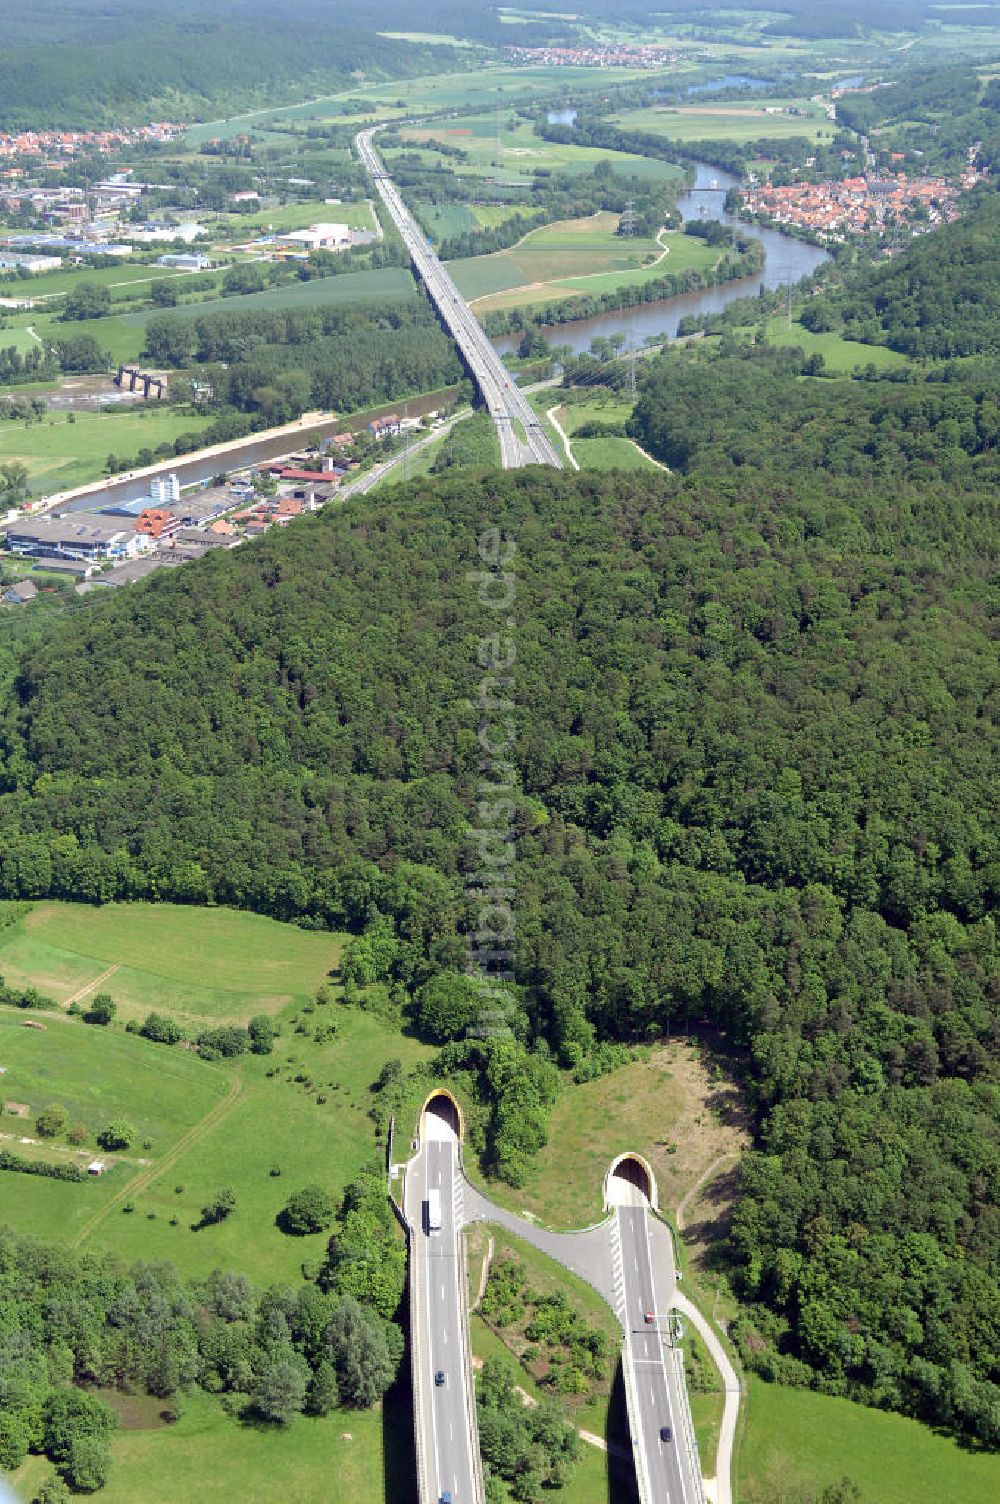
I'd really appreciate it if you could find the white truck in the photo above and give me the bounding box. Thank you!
[426,1187,442,1235]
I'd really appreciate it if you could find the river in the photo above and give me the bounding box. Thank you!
[493,162,828,356]
[66,169,825,508]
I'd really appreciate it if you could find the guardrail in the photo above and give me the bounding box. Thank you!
[456,1225,487,1504]
[620,1337,654,1504]
[671,1341,705,1504]
[395,1158,430,1504]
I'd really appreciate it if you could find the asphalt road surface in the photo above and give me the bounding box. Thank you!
[406,1116,480,1504]
[618,1202,695,1504]
[355,125,562,472]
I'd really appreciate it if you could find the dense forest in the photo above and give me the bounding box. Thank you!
[144,297,464,425]
[800,191,1000,358]
[0,0,460,127]
[0,298,997,1439]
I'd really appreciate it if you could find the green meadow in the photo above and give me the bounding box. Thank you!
[740,1376,1000,1503]
[0,900,345,1024]
[12,1390,408,1504]
[0,901,434,1284]
[612,96,835,145]
[761,316,911,371]
[0,406,214,494]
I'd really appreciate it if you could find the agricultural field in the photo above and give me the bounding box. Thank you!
[0,405,214,494]
[127,264,417,321]
[739,1376,1000,1504]
[182,64,701,147]
[394,114,685,185]
[612,96,836,145]
[449,213,719,314]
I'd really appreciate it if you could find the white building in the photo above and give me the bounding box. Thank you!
[282,222,352,250]
[126,222,206,244]
[149,473,181,506]
[0,252,62,272]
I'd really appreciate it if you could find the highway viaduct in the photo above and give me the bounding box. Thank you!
[354,125,563,473]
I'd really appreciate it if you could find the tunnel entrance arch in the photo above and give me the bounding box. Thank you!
[420,1088,463,1142]
[605,1151,658,1210]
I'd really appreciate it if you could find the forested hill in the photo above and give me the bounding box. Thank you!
[0,430,998,1437]
[0,0,462,128]
[799,190,1000,358]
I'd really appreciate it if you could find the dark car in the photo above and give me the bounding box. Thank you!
[435,1370,446,1387]
[660,1425,672,1443]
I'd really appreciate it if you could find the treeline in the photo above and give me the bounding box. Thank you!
[0,1170,403,1487]
[144,297,464,424]
[433,165,675,261]
[800,190,1000,358]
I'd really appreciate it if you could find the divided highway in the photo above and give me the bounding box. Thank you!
[616,1202,696,1504]
[404,1107,483,1504]
[355,125,563,471]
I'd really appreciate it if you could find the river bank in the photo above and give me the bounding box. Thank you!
[493,162,828,356]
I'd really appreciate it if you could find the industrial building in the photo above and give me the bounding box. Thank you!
[3,513,153,563]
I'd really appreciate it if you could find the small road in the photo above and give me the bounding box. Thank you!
[338,411,470,499]
[674,1292,741,1504]
[404,1110,482,1504]
[546,405,580,470]
[355,124,562,472]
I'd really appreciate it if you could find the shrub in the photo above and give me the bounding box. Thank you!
[248,1013,277,1054]
[277,1185,336,1236]
[199,1186,237,1226]
[83,993,115,1025]
[197,1026,248,1060]
[36,1102,68,1138]
[98,1118,135,1151]
[139,1011,184,1045]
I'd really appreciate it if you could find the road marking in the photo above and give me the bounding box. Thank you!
[639,1207,690,1504]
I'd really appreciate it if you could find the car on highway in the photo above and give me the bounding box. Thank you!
[435,1370,446,1386]
[439,1493,452,1504]
[660,1425,672,1443]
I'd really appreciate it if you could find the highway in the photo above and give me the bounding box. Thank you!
[404,1108,482,1504]
[355,125,562,472]
[617,1203,694,1504]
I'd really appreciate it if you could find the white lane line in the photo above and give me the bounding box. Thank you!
[640,1207,690,1504]
[425,1146,443,1498]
